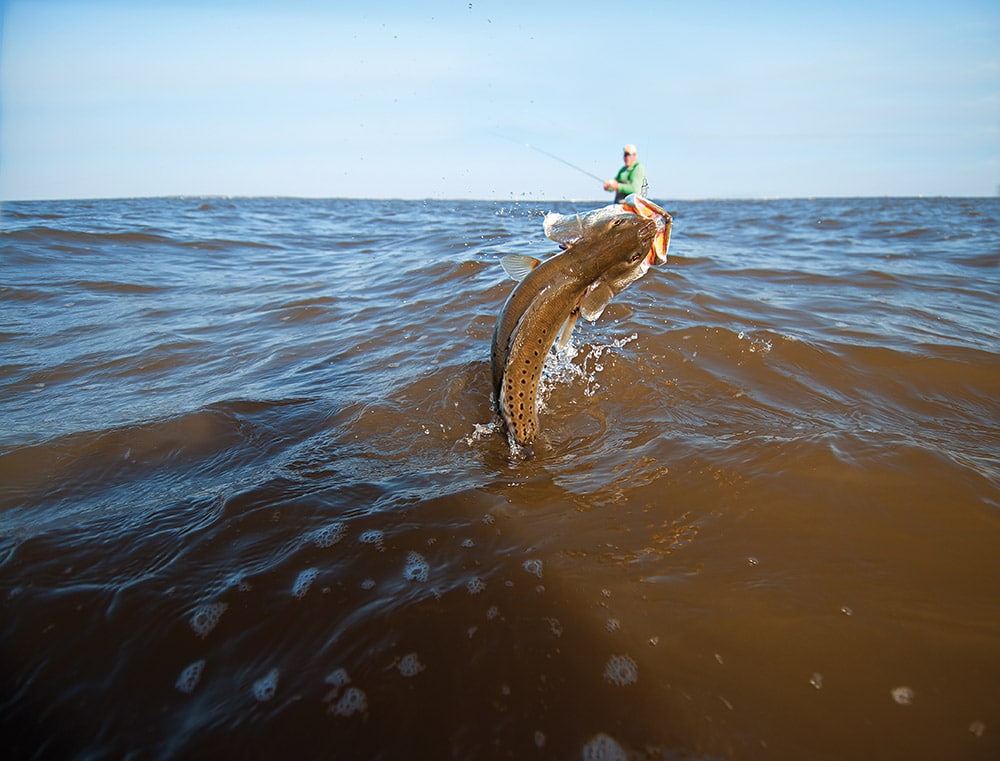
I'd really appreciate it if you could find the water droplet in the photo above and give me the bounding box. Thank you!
[175,660,205,694]
[325,667,350,690]
[189,602,227,639]
[403,551,429,582]
[397,652,425,677]
[252,668,280,701]
[582,732,627,761]
[332,686,367,716]
[603,654,638,686]
[313,522,346,548]
[522,558,543,578]
[810,672,823,689]
[891,686,914,705]
[292,568,319,599]
[358,529,385,551]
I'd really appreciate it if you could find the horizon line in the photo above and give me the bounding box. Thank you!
[2,192,997,205]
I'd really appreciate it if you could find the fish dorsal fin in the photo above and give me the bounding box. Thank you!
[501,254,542,282]
[579,282,616,322]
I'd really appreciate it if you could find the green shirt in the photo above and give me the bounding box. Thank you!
[613,162,647,203]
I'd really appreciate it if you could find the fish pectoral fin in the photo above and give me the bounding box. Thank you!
[579,283,616,321]
[501,254,542,282]
[557,310,581,350]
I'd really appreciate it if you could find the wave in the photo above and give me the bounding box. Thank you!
[0,399,327,530]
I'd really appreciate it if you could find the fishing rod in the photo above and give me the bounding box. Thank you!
[526,142,653,202]
[497,134,606,185]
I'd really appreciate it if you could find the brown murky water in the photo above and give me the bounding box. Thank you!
[2,197,998,759]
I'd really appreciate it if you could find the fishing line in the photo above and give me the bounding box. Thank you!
[498,134,605,184]
[523,143,605,184]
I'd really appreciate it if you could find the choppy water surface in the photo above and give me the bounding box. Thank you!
[1,196,998,760]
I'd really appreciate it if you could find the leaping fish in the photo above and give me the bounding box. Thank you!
[490,212,658,451]
[544,193,672,265]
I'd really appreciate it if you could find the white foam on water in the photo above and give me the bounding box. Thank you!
[360,578,376,590]
[891,686,914,705]
[522,558,543,578]
[397,652,425,677]
[332,686,367,717]
[581,733,627,761]
[312,522,346,548]
[324,667,351,689]
[466,577,486,595]
[189,602,228,639]
[175,660,205,694]
[359,529,385,551]
[403,551,429,582]
[605,618,620,633]
[292,568,319,599]
[603,654,638,686]
[810,672,824,689]
[486,606,499,621]
[534,730,546,748]
[252,668,280,702]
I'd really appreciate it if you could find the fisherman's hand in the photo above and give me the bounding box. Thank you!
[604,180,618,191]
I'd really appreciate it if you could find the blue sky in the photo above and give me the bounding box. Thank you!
[1,0,997,201]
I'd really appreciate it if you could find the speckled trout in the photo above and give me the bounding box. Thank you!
[490,212,657,450]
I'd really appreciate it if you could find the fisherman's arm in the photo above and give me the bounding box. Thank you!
[618,166,647,196]
[604,167,629,193]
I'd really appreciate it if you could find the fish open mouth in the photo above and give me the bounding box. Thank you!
[621,194,672,265]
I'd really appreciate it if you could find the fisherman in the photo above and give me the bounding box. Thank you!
[604,144,648,203]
